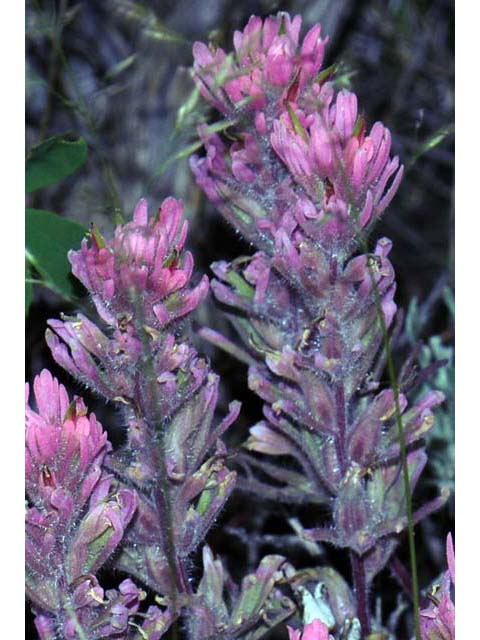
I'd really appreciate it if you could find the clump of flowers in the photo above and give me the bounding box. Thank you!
[191,11,450,637]
[25,369,171,638]
[27,196,294,638]
[25,11,453,640]
[45,197,241,601]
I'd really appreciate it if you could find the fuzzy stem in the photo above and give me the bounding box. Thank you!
[331,254,372,632]
[350,552,371,635]
[330,255,348,477]
[140,362,189,609]
[334,383,348,476]
[331,259,372,630]
[134,298,190,610]
[63,601,89,640]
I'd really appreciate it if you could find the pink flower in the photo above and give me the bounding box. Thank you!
[25,369,110,513]
[25,370,138,617]
[69,197,209,330]
[343,237,397,327]
[193,13,327,115]
[419,533,455,640]
[271,96,403,230]
[287,619,333,640]
[65,482,137,579]
[191,13,403,256]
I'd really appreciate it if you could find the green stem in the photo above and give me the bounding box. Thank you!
[37,0,68,142]
[45,33,125,225]
[133,297,190,617]
[362,238,422,640]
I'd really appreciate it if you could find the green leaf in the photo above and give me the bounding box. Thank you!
[104,54,137,80]
[352,115,365,138]
[25,262,33,316]
[150,117,237,181]
[25,208,87,299]
[408,124,454,169]
[26,135,88,193]
[315,62,339,84]
[287,103,308,141]
[84,525,115,573]
[143,24,187,44]
[175,86,200,131]
[226,270,255,299]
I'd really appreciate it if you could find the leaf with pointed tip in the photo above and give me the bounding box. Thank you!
[408,124,454,169]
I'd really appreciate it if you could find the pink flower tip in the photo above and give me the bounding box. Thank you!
[25,369,109,506]
[287,619,332,640]
[68,197,208,329]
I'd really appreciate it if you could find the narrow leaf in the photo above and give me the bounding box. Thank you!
[408,124,454,169]
[104,54,137,80]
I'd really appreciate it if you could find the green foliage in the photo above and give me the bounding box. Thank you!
[115,1,187,44]
[25,208,87,301]
[26,134,87,193]
[104,54,137,80]
[407,124,454,170]
[25,134,88,314]
[150,118,237,182]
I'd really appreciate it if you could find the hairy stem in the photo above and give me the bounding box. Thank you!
[140,359,189,610]
[134,299,191,611]
[350,552,371,635]
[330,255,348,477]
[334,383,348,476]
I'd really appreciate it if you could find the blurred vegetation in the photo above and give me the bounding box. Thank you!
[26,0,454,637]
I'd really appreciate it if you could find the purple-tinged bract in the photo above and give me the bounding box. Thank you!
[69,197,208,330]
[191,11,449,636]
[25,371,140,637]
[419,533,455,640]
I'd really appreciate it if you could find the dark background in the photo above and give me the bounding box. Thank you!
[26,0,454,637]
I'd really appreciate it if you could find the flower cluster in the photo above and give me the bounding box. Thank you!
[25,369,173,639]
[69,197,209,330]
[191,14,403,263]
[25,10,452,640]
[188,547,295,638]
[27,197,292,638]
[191,12,448,636]
[193,14,327,114]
